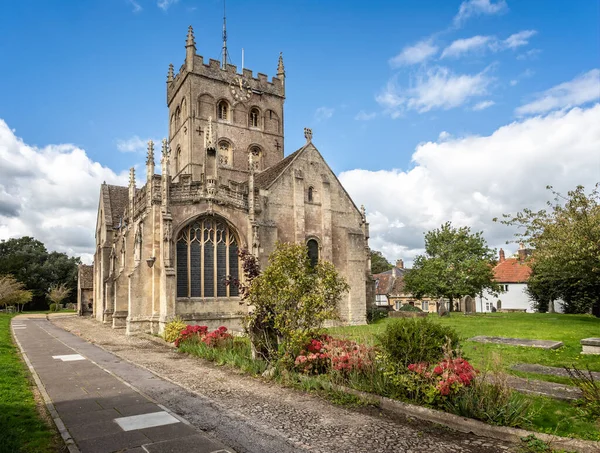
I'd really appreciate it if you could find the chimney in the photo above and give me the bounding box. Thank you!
[396,259,404,269]
[499,248,505,263]
[518,243,526,263]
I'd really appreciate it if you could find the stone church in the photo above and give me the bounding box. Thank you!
[91,26,373,335]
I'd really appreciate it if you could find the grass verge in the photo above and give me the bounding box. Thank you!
[0,313,62,453]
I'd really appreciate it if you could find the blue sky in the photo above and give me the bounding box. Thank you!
[1,0,599,263]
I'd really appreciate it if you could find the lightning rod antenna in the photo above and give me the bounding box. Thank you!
[221,0,228,69]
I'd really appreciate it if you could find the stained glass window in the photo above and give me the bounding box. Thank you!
[176,217,240,298]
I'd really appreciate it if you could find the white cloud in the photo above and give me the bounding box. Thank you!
[454,0,507,26]
[339,104,600,265]
[0,120,128,263]
[355,111,377,121]
[516,69,600,116]
[517,49,541,61]
[510,80,518,86]
[157,0,178,11]
[472,100,495,110]
[377,66,493,114]
[438,131,451,141]
[116,135,154,153]
[441,35,493,59]
[314,107,334,122]
[128,0,142,13]
[503,30,537,49]
[389,40,438,67]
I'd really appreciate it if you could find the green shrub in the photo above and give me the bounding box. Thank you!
[376,318,460,369]
[565,365,600,419]
[162,317,187,343]
[366,306,388,323]
[445,373,533,427]
[48,303,61,312]
[398,304,423,312]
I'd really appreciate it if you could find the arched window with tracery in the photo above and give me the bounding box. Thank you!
[217,100,229,121]
[176,217,240,298]
[307,239,319,268]
[249,107,260,128]
[218,140,232,166]
[249,146,262,172]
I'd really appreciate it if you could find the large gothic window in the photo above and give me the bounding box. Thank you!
[307,239,319,268]
[176,217,240,298]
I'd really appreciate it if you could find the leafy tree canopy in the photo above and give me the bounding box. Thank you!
[0,237,80,309]
[403,222,501,310]
[371,249,393,274]
[497,184,600,314]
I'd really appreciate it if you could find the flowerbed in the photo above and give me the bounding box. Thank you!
[174,325,232,348]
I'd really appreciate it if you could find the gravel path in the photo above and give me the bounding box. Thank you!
[51,316,516,453]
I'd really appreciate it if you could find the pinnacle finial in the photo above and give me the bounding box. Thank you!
[304,127,312,143]
[129,167,136,187]
[186,25,196,48]
[277,52,285,77]
[146,140,155,165]
[205,116,215,149]
[161,138,169,159]
[360,204,366,219]
[167,63,174,82]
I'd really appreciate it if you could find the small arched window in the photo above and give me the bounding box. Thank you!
[217,100,229,121]
[218,140,232,166]
[176,146,182,172]
[249,146,262,172]
[308,186,314,202]
[307,239,319,268]
[249,107,260,128]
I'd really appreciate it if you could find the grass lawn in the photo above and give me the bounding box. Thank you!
[0,313,62,453]
[330,313,600,379]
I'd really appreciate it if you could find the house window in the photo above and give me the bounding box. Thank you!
[176,217,239,298]
[308,186,314,202]
[485,301,495,312]
[307,239,319,268]
[375,295,388,306]
[421,301,429,312]
[395,301,401,310]
[217,101,229,121]
[249,107,260,128]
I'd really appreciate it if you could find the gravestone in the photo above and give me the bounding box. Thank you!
[581,338,600,354]
[469,336,563,350]
[437,298,448,317]
[461,295,475,313]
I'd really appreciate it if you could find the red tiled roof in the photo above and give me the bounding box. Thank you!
[494,258,531,283]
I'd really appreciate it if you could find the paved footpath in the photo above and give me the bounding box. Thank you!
[11,317,234,453]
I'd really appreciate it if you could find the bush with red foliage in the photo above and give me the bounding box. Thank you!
[174,325,232,348]
[294,335,376,375]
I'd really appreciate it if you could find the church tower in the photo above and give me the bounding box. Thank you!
[166,26,285,184]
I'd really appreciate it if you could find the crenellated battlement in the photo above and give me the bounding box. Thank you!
[167,51,284,105]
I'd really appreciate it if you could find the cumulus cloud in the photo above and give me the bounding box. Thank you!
[0,120,128,263]
[339,104,600,265]
[314,106,334,121]
[377,66,493,114]
[453,0,507,26]
[472,100,495,110]
[516,69,600,116]
[441,35,493,59]
[389,40,438,67]
[355,111,377,121]
[128,0,142,13]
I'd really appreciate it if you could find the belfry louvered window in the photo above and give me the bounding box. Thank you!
[176,218,240,298]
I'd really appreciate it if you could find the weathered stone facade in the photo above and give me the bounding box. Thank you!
[90,26,372,335]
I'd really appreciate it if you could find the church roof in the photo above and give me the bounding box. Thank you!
[102,184,129,229]
[254,146,305,189]
[78,264,94,289]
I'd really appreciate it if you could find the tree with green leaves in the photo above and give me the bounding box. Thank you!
[0,237,80,310]
[403,222,501,311]
[370,249,393,274]
[47,283,72,311]
[497,184,600,315]
[244,242,349,362]
[0,275,33,312]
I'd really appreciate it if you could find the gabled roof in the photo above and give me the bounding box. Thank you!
[494,258,531,283]
[101,184,129,229]
[254,146,305,190]
[373,267,408,296]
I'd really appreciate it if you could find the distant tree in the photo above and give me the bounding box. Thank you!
[47,283,72,311]
[497,184,600,315]
[370,250,393,274]
[0,237,80,309]
[404,222,501,311]
[0,275,33,312]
